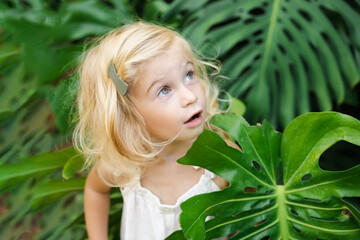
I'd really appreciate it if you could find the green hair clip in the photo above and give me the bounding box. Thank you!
[108,62,128,96]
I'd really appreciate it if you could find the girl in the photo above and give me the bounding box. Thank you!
[74,21,237,239]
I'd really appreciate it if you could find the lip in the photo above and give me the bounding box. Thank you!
[184,110,203,128]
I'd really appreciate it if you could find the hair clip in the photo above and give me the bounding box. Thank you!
[108,62,128,96]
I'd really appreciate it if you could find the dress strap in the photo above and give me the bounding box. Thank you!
[204,169,216,179]
[193,166,216,179]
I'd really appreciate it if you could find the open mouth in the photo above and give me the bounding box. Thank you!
[185,111,202,124]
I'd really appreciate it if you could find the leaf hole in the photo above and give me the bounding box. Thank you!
[249,7,265,16]
[289,63,296,81]
[209,17,241,32]
[252,30,263,37]
[282,28,293,42]
[228,230,239,238]
[303,197,322,203]
[301,173,312,182]
[277,44,286,55]
[321,32,335,50]
[272,56,277,63]
[293,226,301,234]
[343,209,353,218]
[298,9,312,22]
[244,187,258,193]
[205,215,215,222]
[252,161,262,171]
[239,65,252,78]
[290,18,302,31]
[244,18,255,24]
[290,208,299,216]
[260,236,270,240]
[253,54,261,61]
[232,211,242,217]
[254,218,267,227]
[319,141,360,171]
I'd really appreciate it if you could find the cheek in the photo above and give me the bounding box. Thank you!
[141,106,175,130]
[196,84,206,104]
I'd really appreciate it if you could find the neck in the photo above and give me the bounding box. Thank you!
[158,139,195,163]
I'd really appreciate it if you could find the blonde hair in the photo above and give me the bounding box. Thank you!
[73,21,222,187]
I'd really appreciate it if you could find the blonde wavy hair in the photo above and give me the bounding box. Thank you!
[73,21,223,187]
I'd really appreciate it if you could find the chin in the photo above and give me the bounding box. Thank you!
[179,127,204,142]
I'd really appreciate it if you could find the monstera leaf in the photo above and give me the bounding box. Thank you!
[175,0,360,127]
[167,112,360,239]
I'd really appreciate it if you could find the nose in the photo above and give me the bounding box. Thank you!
[181,85,198,108]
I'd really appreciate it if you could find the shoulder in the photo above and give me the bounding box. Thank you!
[85,167,112,193]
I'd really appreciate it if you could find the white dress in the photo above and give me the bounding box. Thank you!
[120,168,220,240]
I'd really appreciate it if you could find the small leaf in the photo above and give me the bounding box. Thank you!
[0,147,77,183]
[230,97,246,116]
[62,153,85,180]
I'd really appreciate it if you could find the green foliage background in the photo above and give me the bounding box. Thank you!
[0,0,359,239]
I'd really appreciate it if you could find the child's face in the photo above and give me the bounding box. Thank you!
[132,39,206,143]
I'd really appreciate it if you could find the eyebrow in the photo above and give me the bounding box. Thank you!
[146,78,164,95]
[146,61,194,95]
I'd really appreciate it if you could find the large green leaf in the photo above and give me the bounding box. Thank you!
[62,152,85,180]
[169,0,360,127]
[31,177,85,209]
[167,112,360,239]
[0,147,78,189]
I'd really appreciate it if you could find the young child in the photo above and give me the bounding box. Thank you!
[74,21,236,239]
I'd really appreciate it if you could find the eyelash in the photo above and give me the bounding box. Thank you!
[185,71,195,82]
[157,71,196,97]
[158,86,171,97]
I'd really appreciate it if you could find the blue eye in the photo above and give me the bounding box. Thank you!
[158,86,171,96]
[185,71,195,82]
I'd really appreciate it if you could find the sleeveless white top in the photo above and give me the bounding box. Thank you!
[120,168,220,240]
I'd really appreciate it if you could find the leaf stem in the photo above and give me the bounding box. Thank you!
[276,185,290,239]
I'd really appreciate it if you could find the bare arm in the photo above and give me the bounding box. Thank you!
[84,167,111,240]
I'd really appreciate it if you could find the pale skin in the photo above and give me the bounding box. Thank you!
[84,39,240,239]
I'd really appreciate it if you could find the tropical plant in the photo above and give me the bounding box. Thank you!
[0,0,135,238]
[166,112,360,239]
[166,0,360,128]
[1,0,359,239]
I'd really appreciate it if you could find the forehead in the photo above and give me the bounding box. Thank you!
[152,39,189,64]
[140,39,191,78]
